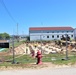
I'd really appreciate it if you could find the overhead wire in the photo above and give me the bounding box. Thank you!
[0,0,17,23]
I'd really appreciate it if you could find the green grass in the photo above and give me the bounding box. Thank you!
[0,40,76,68]
[15,55,36,64]
[0,55,36,66]
[51,56,76,65]
[0,53,76,67]
[0,50,76,69]
[42,53,76,65]
[10,41,24,47]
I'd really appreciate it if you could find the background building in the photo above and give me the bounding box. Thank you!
[29,27,74,41]
[74,28,76,39]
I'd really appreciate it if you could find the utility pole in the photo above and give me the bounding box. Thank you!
[17,23,19,42]
[65,34,68,60]
[12,35,15,64]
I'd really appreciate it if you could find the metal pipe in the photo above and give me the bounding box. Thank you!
[65,34,68,60]
[12,35,15,64]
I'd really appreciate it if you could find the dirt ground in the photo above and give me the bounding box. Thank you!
[0,62,76,71]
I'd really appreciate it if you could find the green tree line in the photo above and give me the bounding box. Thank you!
[0,33,10,40]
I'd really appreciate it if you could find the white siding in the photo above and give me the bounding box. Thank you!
[30,32,74,41]
[74,28,76,38]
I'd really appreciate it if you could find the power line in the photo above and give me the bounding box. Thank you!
[0,0,17,23]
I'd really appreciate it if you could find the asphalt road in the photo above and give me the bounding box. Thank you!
[0,67,76,75]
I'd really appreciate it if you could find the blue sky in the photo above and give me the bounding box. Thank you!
[0,0,76,35]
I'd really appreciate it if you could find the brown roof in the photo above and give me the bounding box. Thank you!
[29,27,74,31]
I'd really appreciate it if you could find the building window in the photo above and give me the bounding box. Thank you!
[52,31,54,33]
[47,36,49,38]
[71,35,73,37]
[71,31,73,32]
[57,35,59,38]
[52,35,54,38]
[47,32,49,33]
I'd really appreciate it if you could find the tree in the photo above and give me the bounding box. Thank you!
[0,33,3,39]
[0,33,10,40]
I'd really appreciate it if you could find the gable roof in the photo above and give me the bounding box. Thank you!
[29,27,74,31]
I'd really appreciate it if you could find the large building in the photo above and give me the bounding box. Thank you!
[74,28,76,38]
[29,27,74,41]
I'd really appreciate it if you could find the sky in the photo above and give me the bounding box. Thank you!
[0,0,76,35]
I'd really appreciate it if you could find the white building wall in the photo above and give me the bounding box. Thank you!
[74,28,76,38]
[30,32,74,41]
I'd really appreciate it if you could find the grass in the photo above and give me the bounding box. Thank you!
[10,40,24,47]
[42,53,76,65]
[0,53,76,67]
[0,40,76,68]
[0,55,36,66]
